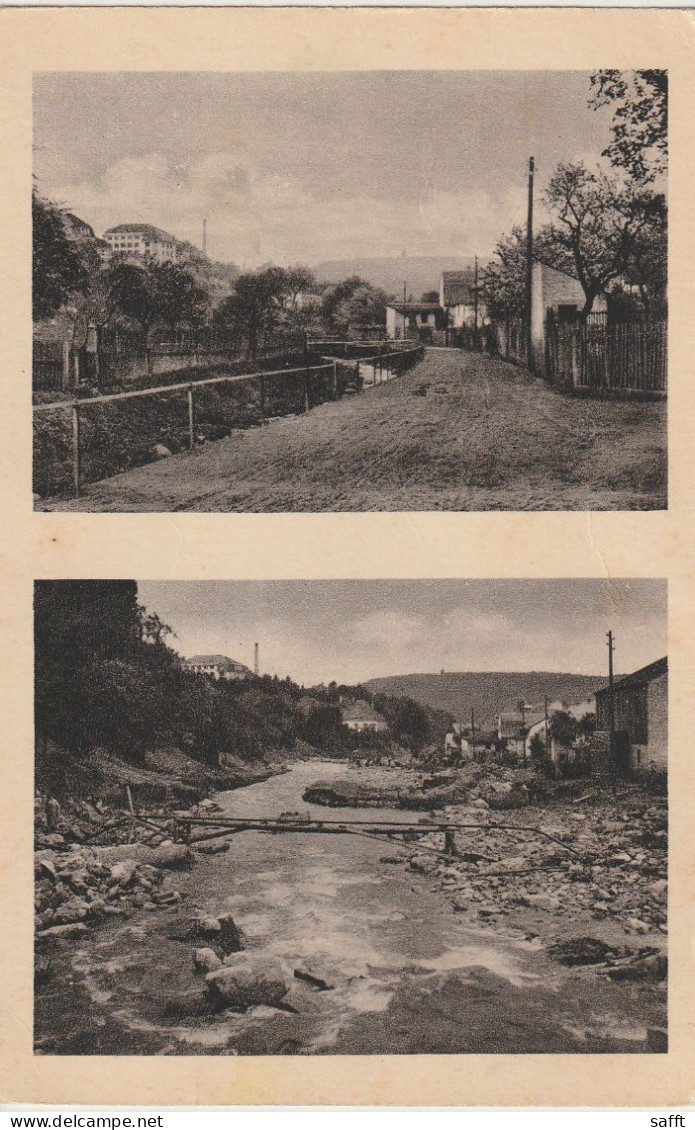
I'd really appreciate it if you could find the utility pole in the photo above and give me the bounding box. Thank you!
[473,255,479,333]
[254,642,259,676]
[202,217,207,257]
[526,156,535,371]
[607,630,615,738]
[402,280,407,339]
[544,695,550,764]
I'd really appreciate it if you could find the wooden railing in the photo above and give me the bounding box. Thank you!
[34,343,425,499]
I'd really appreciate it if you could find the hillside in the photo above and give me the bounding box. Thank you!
[364,671,610,728]
[313,256,477,301]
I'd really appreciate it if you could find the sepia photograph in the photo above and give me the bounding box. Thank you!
[32,70,667,514]
[34,579,668,1056]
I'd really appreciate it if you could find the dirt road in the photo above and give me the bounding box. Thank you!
[41,350,667,512]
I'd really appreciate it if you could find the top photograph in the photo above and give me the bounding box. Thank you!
[32,70,667,513]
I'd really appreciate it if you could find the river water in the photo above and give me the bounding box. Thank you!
[40,762,655,1055]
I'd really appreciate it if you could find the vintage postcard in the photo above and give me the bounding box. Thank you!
[30,67,667,514]
[1,3,694,1111]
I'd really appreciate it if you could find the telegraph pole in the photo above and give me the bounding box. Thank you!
[202,217,207,257]
[402,280,408,339]
[607,630,615,737]
[473,255,479,332]
[544,695,550,764]
[526,156,535,370]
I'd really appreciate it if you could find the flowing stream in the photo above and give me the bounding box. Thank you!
[38,762,656,1055]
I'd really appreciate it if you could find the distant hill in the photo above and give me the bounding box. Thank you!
[364,672,609,728]
[313,256,478,302]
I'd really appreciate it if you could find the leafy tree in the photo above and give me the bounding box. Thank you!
[32,189,87,320]
[542,162,664,319]
[282,265,318,308]
[333,283,389,330]
[321,276,369,326]
[149,262,209,329]
[481,226,528,320]
[549,710,578,747]
[214,267,288,356]
[421,290,440,304]
[590,70,668,185]
[108,261,160,336]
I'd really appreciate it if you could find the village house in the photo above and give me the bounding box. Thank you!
[181,654,253,682]
[497,710,545,760]
[103,223,180,265]
[385,302,446,342]
[594,656,668,777]
[340,699,389,733]
[439,271,487,329]
[443,722,471,763]
[529,260,608,363]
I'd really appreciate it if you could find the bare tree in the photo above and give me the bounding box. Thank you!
[542,162,662,319]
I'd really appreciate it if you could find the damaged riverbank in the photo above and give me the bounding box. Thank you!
[34,760,667,1056]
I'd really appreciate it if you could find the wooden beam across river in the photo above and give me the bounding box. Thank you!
[170,812,582,858]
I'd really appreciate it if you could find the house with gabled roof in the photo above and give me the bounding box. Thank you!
[594,657,667,776]
[340,699,388,733]
[182,654,253,682]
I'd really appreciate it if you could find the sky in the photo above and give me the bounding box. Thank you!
[33,71,614,268]
[137,579,667,687]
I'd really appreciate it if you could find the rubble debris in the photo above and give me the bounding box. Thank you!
[34,844,183,934]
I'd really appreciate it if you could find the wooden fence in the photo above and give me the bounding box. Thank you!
[545,319,667,396]
[33,327,308,391]
[34,342,424,499]
[33,341,71,391]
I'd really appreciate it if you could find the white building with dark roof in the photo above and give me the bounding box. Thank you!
[181,654,253,682]
[103,223,179,264]
[341,699,388,733]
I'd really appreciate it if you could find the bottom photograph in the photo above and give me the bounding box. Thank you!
[34,578,667,1056]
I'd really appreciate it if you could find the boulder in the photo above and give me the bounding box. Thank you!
[648,879,668,901]
[92,843,193,870]
[217,912,245,955]
[194,947,223,973]
[109,860,138,886]
[198,916,222,936]
[37,922,88,940]
[52,895,91,924]
[526,894,561,912]
[152,444,173,459]
[205,955,288,1011]
[293,961,335,991]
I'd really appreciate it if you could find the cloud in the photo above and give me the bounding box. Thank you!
[46,151,538,267]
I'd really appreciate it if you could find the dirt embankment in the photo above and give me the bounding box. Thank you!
[34,744,284,941]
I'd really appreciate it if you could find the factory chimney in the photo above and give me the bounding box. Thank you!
[254,642,259,676]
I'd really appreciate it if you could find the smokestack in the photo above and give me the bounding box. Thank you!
[254,642,259,676]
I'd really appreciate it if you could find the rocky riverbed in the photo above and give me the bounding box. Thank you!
[34,761,667,1056]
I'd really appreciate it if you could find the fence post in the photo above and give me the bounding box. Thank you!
[62,342,71,390]
[187,385,196,450]
[71,404,81,498]
[259,374,266,421]
[73,349,81,388]
[331,361,338,399]
[303,370,310,413]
